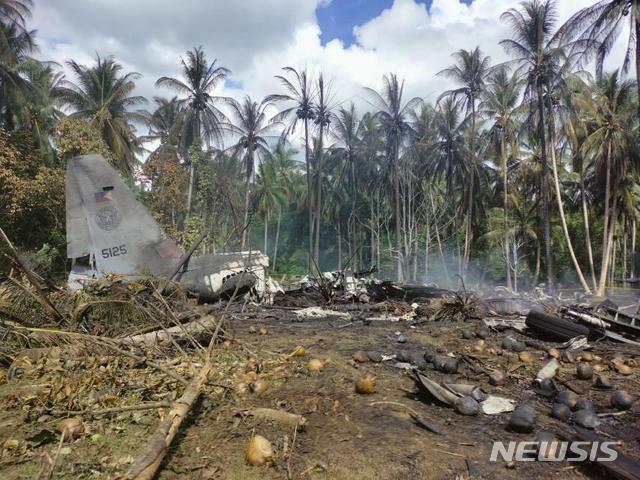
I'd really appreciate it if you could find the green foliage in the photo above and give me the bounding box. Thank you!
[53,117,113,162]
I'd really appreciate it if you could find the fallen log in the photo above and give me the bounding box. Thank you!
[241,408,307,430]
[121,316,224,480]
[117,314,219,349]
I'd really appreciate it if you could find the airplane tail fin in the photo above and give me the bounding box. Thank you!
[66,154,183,278]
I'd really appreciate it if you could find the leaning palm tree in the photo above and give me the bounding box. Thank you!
[156,47,230,214]
[559,0,640,116]
[59,54,147,176]
[480,67,522,289]
[265,67,315,267]
[365,74,421,282]
[500,0,566,292]
[223,96,278,249]
[577,70,636,295]
[438,47,491,269]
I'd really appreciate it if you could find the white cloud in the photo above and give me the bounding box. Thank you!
[31,0,630,135]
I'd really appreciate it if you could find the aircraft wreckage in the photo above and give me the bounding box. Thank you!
[65,153,269,301]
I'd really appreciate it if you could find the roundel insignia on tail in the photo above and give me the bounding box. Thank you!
[95,205,122,231]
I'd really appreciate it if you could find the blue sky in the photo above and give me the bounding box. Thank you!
[316,0,473,46]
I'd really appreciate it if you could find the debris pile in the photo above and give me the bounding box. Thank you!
[0,268,639,479]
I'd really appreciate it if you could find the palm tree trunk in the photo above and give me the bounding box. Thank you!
[314,123,324,267]
[549,122,591,293]
[632,219,637,278]
[537,81,554,293]
[273,212,281,272]
[533,239,541,288]
[425,218,430,280]
[241,151,253,250]
[581,170,597,289]
[186,164,194,220]
[304,118,312,271]
[394,140,403,282]
[597,142,613,296]
[635,19,640,120]
[263,213,268,254]
[463,100,477,272]
[500,133,511,290]
[337,222,342,270]
[599,193,618,296]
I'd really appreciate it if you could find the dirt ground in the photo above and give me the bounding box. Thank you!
[0,295,639,479]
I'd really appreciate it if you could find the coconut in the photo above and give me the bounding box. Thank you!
[461,329,474,340]
[580,352,594,362]
[367,351,383,363]
[575,398,594,412]
[573,409,600,429]
[555,390,578,409]
[473,340,485,353]
[476,329,490,340]
[56,418,84,441]
[547,348,561,359]
[576,363,593,380]
[432,355,448,371]
[355,376,376,394]
[518,351,534,363]
[593,364,605,373]
[245,435,274,466]
[351,350,368,363]
[248,326,257,334]
[455,396,480,416]
[550,403,571,422]
[291,346,305,357]
[222,340,232,349]
[396,350,411,363]
[258,327,268,335]
[509,404,537,432]
[610,391,634,411]
[489,370,507,386]
[443,357,459,374]
[423,347,437,363]
[244,371,258,383]
[594,375,613,389]
[250,379,268,395]
[307,359,323,372]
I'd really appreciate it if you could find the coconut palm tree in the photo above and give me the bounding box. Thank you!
[577,70,637,295]
[0,21,35,129]
[312,73,333,266]
[59,54,147,176]
[15,59,64,163]
[267,144,298,270]
[500,0,567,292]
[480,67,522,289]
[331,103,361,265]
[255,156,288,256]
[365,74,422,282]
[0,0,32,50]
[559,0,640,116]
[156,47,230,215]
[265,66,315,267]
[142,96,184,149]
[223,96,278,249]
[438,47,491,269]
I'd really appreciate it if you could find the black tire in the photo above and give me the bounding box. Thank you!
[526,310,591,341]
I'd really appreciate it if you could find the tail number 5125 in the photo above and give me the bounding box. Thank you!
[101,245,127,258]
